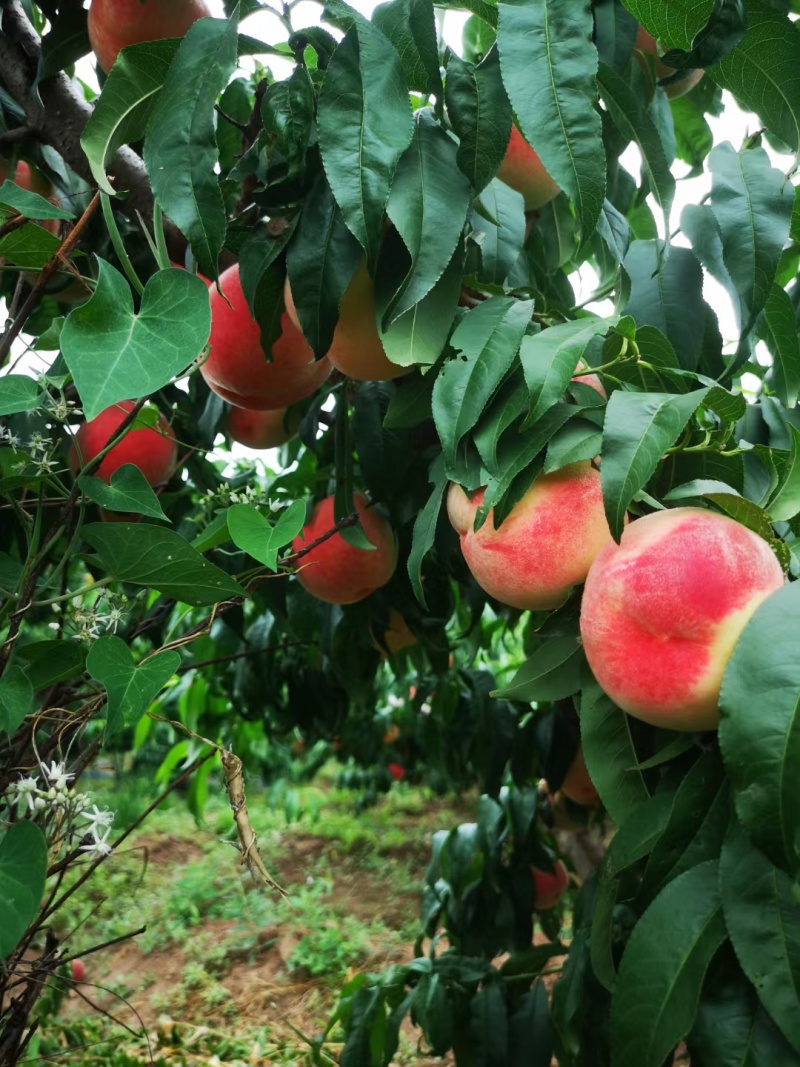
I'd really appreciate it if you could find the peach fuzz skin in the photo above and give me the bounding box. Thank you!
[69,401,177,487]
[284,262,408,382]
[88,0,212,73]
[496,126,560,212]
[292,494,398,605]
[635,28,704,99]
[226,406,298,450]
[580,507,785,732]
[202,264,331,411]
[532,861,569,910]
[447,463,615,611]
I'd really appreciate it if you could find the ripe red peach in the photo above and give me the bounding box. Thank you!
[202,264,331,410]
[532,860,569,910]
[561,747,599,807]
[580,507,785,731]
[447,463,615,611]
[88,0,212,73]
[635,28,704,99]
[496,126,560,212]
[226,406,298,450]
[291,493,398,604]
[284,263,408,382]
[69,401,177,486]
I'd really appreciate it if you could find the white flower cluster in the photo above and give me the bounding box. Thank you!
[3,762,115,858]
[49,590,128,643]
[0,427,62,476]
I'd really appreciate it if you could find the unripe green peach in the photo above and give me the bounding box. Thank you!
[580,507,785,731]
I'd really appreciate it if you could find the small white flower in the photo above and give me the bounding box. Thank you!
[35,456,58,474]
[80,827,113,856]
[33,796,46,811]
[1,429,20,449]
[41,761,74,791]
[14,776,40,811]
[48,622,60,631]
[81,804,114,831]
[420,702,432,716]
[26,432,48,456]
[268,499,286,513]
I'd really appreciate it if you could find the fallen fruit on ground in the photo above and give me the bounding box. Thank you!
[496,125,560,211]
[292,493,398,605]
[447,463,615,610]
[532,860,569,910]
[87,0,212,73]
[202,264,331,410]
[226,406,298,450]
[285,263,408,382]
[69,401,177,487]
[580,507,785,731]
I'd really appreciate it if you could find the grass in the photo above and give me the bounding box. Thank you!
[31,768,469,1066]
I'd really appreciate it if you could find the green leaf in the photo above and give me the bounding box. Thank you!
[688,949,800,1067]
[497,0,605,238]
[0,222,61,270]
[508,982,552,1067]
[670,93,714,171]
[0,823,47,960]
[520,316,615,429]
[445,46,512,195]
[708,142,794,332]
[318,20,413,269]
[261,65,314,165]
[38,3,90,81]
[759,284,800,410]
[719,582,800,874]
[227,500,305,571]
[709,2,800,154]
[383,367,436,428]
[471,179,526,286]
[0,375,42,416]
[82,523,245,606]
[285,175,362,359]
[408,454,446,608]
[86,635,180,738]
[81,39,179,196]
[143,16,238,278]
[620,1,712,48]
[636,751,729,908]
[601,388,708,541]
[580,681,650,828]
[11,641,86,690]
[623,241,705,370]
[610,861,727,1067]
[469,980,509,1066]
[720,821,800,1053]
[385,110,472,323]
[373,0,442,98]
[78,465,169,522]
[491,636,586,703]
[768,424,800,522]
[61,262,211,421]
[544,420,604,474]
[0,180,73,221]
[597,63,675,232]
[377,238,464,368]
[0,665,33,736]
[432,296,532,468]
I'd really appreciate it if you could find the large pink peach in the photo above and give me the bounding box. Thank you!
[88,0,212,74]
[447,464,615,610]
[202,264,331,411]
[496,126,560,212]
[580,507,785,731]
[292,493,398,605]
[226,406,298,450]
[69,401,177,486]
[635,28,704,99]
[284,262,408,382]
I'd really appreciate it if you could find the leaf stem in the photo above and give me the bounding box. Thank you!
[100,194,144,296]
